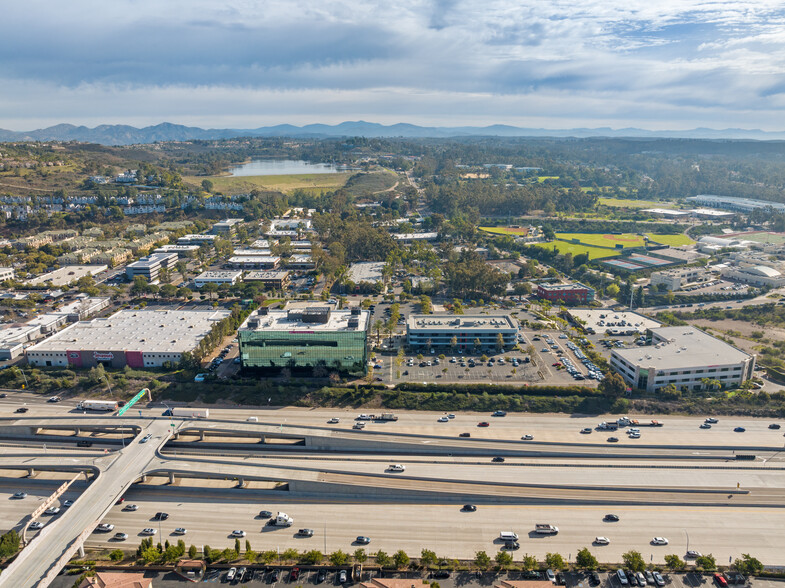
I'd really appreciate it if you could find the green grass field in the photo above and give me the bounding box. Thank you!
[183,172,353,195]
[557,232,647,247]
[721,231,785,244]
[479,226,532,236]
[645,233,694,246]
[534,241,621,259]
[598,197,676,209]
[537,176,560,182]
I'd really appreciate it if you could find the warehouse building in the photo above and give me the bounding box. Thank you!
[26,308,230,368]
[27,265,108,287]
[125,252,178,283]
[348,262,385,284]
[686,195,785,214]
[536,282,595,305]
[406,314,518,351]
[238,306,369,374]
[610,327,755,393]
[193,271,243,287]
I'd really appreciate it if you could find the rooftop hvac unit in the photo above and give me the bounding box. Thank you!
[258,307,269,315]
[351,308,361,315]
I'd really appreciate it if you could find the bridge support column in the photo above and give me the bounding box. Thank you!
[26,468,35,478]
[199,430,205,441]
[168,472,175,484]
[73,427,80,435]
[78,544,85,558]
[138,474,147,483]
[237,478,246,488]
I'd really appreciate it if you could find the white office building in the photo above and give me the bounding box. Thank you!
[194,271,243,287]
[406,314,518,351]
[125,252,178,282]
[610,327,755,393]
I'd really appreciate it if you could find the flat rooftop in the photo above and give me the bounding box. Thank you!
[195,271,243,280]
[244,270,290,280]
[407,314,517,331]
[568,309,660,334]
[348,262,385,283]
[240,308,369,332]
[26,265,107,287]
[26,309,231,353]
[538,282,591,291]
[613,326,751,369]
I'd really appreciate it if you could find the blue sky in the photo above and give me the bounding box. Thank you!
[1,0,785,130]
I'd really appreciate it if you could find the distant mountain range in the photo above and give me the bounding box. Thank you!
[2,121,785,146]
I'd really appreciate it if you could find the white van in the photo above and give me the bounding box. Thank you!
[499,531,519,541]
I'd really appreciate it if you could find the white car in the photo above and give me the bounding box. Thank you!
[62,500,73,507]
[174,527,187,535]
[652,537,669,545]
[328,418,340,424]
[447,414,455,419]
[686,550,702,558]
[140,434,152,443]
[44,507,60,515]
[29,521,44,530]
[594,536,610,545]
[141,528,157,535]
[230,530,246,538]
[95,523,114,532]
[387,464,405,472]
[521,434,534,440]
[352,422,365,429]
[437,416,449,422]
[123,504,138,511]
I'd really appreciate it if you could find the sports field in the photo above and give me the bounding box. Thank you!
[183,172,352,195]
[720,231,785,244]
[478,226,532,236]
[646,233,694,246]
[598,197,677,209]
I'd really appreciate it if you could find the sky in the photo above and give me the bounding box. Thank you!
[2,0,785,131]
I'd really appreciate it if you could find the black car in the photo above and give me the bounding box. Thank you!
[502,540,520,550]
[769,424,781,430]
[152,512,169,521]
[270,569,280,582]
[15,407,28,413]
[76,440,93,447]
[316,570,326,584]
[590,572,601,586]
[604,514,620,522]
[432,571,451,579]
[492,457,505,462]
[461,504,477,512]
[259,510,273,518]
[459,432,471,438]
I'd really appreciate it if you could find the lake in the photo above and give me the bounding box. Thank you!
[228,159,340,176]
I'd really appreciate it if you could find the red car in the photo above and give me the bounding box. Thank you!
[290,568,300,581]
[714,574,728,588]
[478,422,490,427]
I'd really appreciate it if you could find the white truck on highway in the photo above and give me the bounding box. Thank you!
[272,512,293,526]
[77,400,118,412]
[171,407,209,419]
[534,523,559,534]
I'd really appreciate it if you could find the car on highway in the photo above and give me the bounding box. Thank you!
[447,414,455,419]
[152,512,169,520]
[352,422,365,429]
[686,550,702,558]
[769,423,781,430]
[492,456,505,462]
[700,423,712,429]
[28,521,44,530]
[594,536,610,545]
[580,428,592,434]
[607,437,619,443]
[44,507,60,515]
[604,514,620,522]
[461,504,477,512]
[339,570,348,584]
[355,536,371,544]
[12,492,27,499]
[437,416,449,422]
[95,523,114,532]
[173,527,187,535]
[387,464,406,472]
[477,422,490,427]
[123,504,138,511]
[651,537,669,545]
[297,528,314,537]
[652,572,665,587]
[259,510,273,518]
[15,407,28,413]
[140,433,152,443]
[48,396,61,402]
[713,574,728,588]
[62,500,73,507]
[328,417,340,423]
[521,434,534,440]
[141,528,157,535]
[76,440,93,447]
[492,410,507,417]
[113,532,128,541]
[705,417,719,423]
[459,432,471,437]
[230,530,246,537]
[734,427,746,433]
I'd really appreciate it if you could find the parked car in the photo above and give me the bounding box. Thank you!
[652,572,665,587]
[339,570,348,583]
[714,574,728,588]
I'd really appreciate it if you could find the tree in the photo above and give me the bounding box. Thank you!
[188,544,198,559]
[203,545,212,563]
[521,553,538,571]
[733,554,763,575]
[599,372,627,397]
[375,550,392,567]
[495,550,513,569]
[664,554,686,571]
[576,548,598,570]
[353,548,367,563]
[330,550,349,566]
[109,549,124,562]
[282,548,299,562]
[0,530,20,559]
[695,554,717,571]
[496,332,505,352]
[234,538,241,554]
[373,319,384,344]
[623,550,646,572]
[301,550,324,565]
[202,179,214,192]
[393,550,410,569]
[606,283,620,298]
[545,552,565,570]
[474,550,491,570]
[421,549,438,568]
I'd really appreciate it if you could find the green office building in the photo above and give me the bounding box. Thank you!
[238,306,369,375]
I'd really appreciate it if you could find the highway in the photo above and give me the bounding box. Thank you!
[3,393,785,585]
